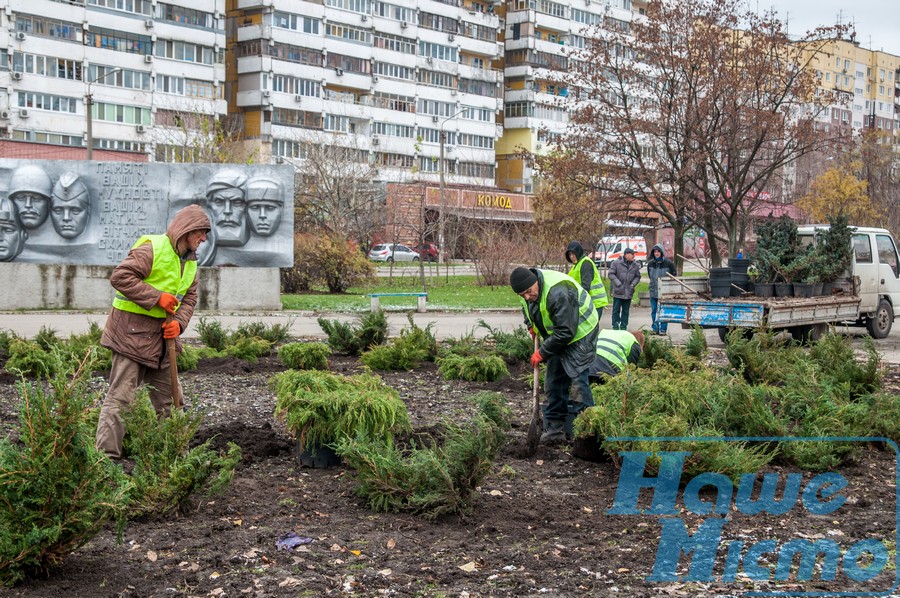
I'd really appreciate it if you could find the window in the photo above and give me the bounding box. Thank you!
[418,41,457,62]
[87,64,150,90]
[155,40,216,64]
[373,32,416,54]
[15,14,83,42]
[86,26,152,54]
[92,102,151,124]
[156,74,184,94]
[158,3,213,27]
[876,234,899,278]
[325,0,372,14]
[272,75,320,97]
[372,122,414,138]
[375,1,415,23]
[17,91,78,113]
[89,0,153,16]
[418,69,455,89]
[13,53,82,80]
[372,92,415,112]
[373,61,414,80]
[853,234,873,264]
[326,23,372,44]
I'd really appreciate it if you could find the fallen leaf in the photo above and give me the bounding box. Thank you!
[210,572,221,579]
[386,538,397,550]
[330,543,343,552]
[210,588,225,597]
[146,550,158,562]
[278,577,302,588]
[536,460,544,466]
[489,490,502,496]
[243,549,260,559]
[233,518,243,526]
[378,568,392,576]
[582,507,593,513]
[459,561,477,572]
[349,549,361,556]
[617,568,630,573]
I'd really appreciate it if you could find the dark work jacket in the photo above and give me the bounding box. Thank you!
[520,269,599,379]
[647,243,677,299]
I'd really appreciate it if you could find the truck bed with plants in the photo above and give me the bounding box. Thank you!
[659,215,900,341]
[657,278,862,341]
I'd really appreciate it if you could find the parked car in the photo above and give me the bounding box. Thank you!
[415,243,440,262]
[368,243,420,262]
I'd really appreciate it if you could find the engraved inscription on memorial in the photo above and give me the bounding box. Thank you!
[0,160,294,267]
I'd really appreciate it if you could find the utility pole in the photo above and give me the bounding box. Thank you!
[437,108,467,274]
[85,67,122,160]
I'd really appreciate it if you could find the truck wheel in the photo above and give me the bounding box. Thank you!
[790,323,827,344]
[866,299,893,339]
[717,327,753,343]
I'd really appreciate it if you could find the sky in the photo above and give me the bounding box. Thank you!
[764,0,900,57]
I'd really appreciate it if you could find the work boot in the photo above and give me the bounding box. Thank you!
[540,420,567,445]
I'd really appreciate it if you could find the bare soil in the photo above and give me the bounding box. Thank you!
[1,348,898,598]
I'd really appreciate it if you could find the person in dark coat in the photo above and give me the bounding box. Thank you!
[510,266,599,444]
[95,205,211,462]
[607,248,641,330]
[647,243,677,335]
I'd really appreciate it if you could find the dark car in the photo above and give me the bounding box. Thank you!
[415,243,440,262]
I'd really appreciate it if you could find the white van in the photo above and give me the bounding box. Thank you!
[592,236,648,268]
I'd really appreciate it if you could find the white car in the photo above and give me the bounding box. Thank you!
[368,243,420,262]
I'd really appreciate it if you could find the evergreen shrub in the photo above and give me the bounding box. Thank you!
[279,342,332,370]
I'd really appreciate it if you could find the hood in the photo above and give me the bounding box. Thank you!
[651,244,666,260]
[565,240,584,263]
[167,205,211,254]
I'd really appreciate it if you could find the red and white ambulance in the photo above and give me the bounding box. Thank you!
[591,236,648,268]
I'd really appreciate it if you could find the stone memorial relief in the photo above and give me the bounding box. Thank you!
[0,160,294,267]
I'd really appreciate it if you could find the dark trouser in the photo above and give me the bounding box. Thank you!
[650,297,667,333]
[544,354,592,423]
[611,297,631,330]
[596,307,604,320]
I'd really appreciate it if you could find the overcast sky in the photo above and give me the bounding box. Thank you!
[762,0,900,57]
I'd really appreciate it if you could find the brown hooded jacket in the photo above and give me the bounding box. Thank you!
[100,205,211,369]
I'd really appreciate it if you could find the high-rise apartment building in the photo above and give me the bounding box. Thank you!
[494,0,639,194]
[805,38,900,146]
[230,0,504,188]
[0,0,227,159]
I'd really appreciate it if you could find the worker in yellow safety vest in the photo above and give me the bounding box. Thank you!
[510,266,599,444]
[566,240,609,319]
[588,329,644,383]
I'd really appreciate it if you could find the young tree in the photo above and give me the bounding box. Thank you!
[797,161,882,225]
[153,104,255,164]
[288,134,386,252]
[541,0,847,268]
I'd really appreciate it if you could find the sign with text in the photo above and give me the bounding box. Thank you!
[0,160,294,267]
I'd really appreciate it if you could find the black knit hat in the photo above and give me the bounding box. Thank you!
[623,247,635,255]
[509,267,538,293]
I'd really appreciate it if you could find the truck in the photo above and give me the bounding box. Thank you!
[658,226,900,342]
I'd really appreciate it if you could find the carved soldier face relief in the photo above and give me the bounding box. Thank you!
[50,173,91,240]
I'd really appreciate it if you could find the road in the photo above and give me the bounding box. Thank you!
[2,307,898,363]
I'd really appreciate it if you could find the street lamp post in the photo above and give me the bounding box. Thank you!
[438,108,468,269]
[85,67,122,160]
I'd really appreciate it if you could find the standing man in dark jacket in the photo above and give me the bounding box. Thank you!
[608,248,641,330]
[510,266,599,444]
[95,205,211,462]
[565,240,609,319]
[647,243,677,335]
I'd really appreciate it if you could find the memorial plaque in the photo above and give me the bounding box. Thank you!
[0,160,295,267]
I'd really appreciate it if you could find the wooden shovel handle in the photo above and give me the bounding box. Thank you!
[165,313,182,410]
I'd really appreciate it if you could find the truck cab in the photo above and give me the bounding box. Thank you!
[799,225,900,338]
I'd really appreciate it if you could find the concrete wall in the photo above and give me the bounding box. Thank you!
[0,264,282,311]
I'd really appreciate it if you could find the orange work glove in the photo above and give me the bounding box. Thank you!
[157,292,179,315]
[161,319,181,339]
[530,349,543,368]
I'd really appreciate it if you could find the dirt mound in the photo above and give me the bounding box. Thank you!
[193,421,293,464]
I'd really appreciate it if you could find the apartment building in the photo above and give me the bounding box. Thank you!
[807,38,900,146]
[0,0,227,159]
[230,0,504,188]
[495,0,638,194]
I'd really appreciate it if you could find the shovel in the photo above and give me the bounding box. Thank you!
[525,335,542,456]
[165,313,182,410]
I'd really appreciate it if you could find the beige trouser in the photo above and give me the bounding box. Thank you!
[95,352,179,459]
